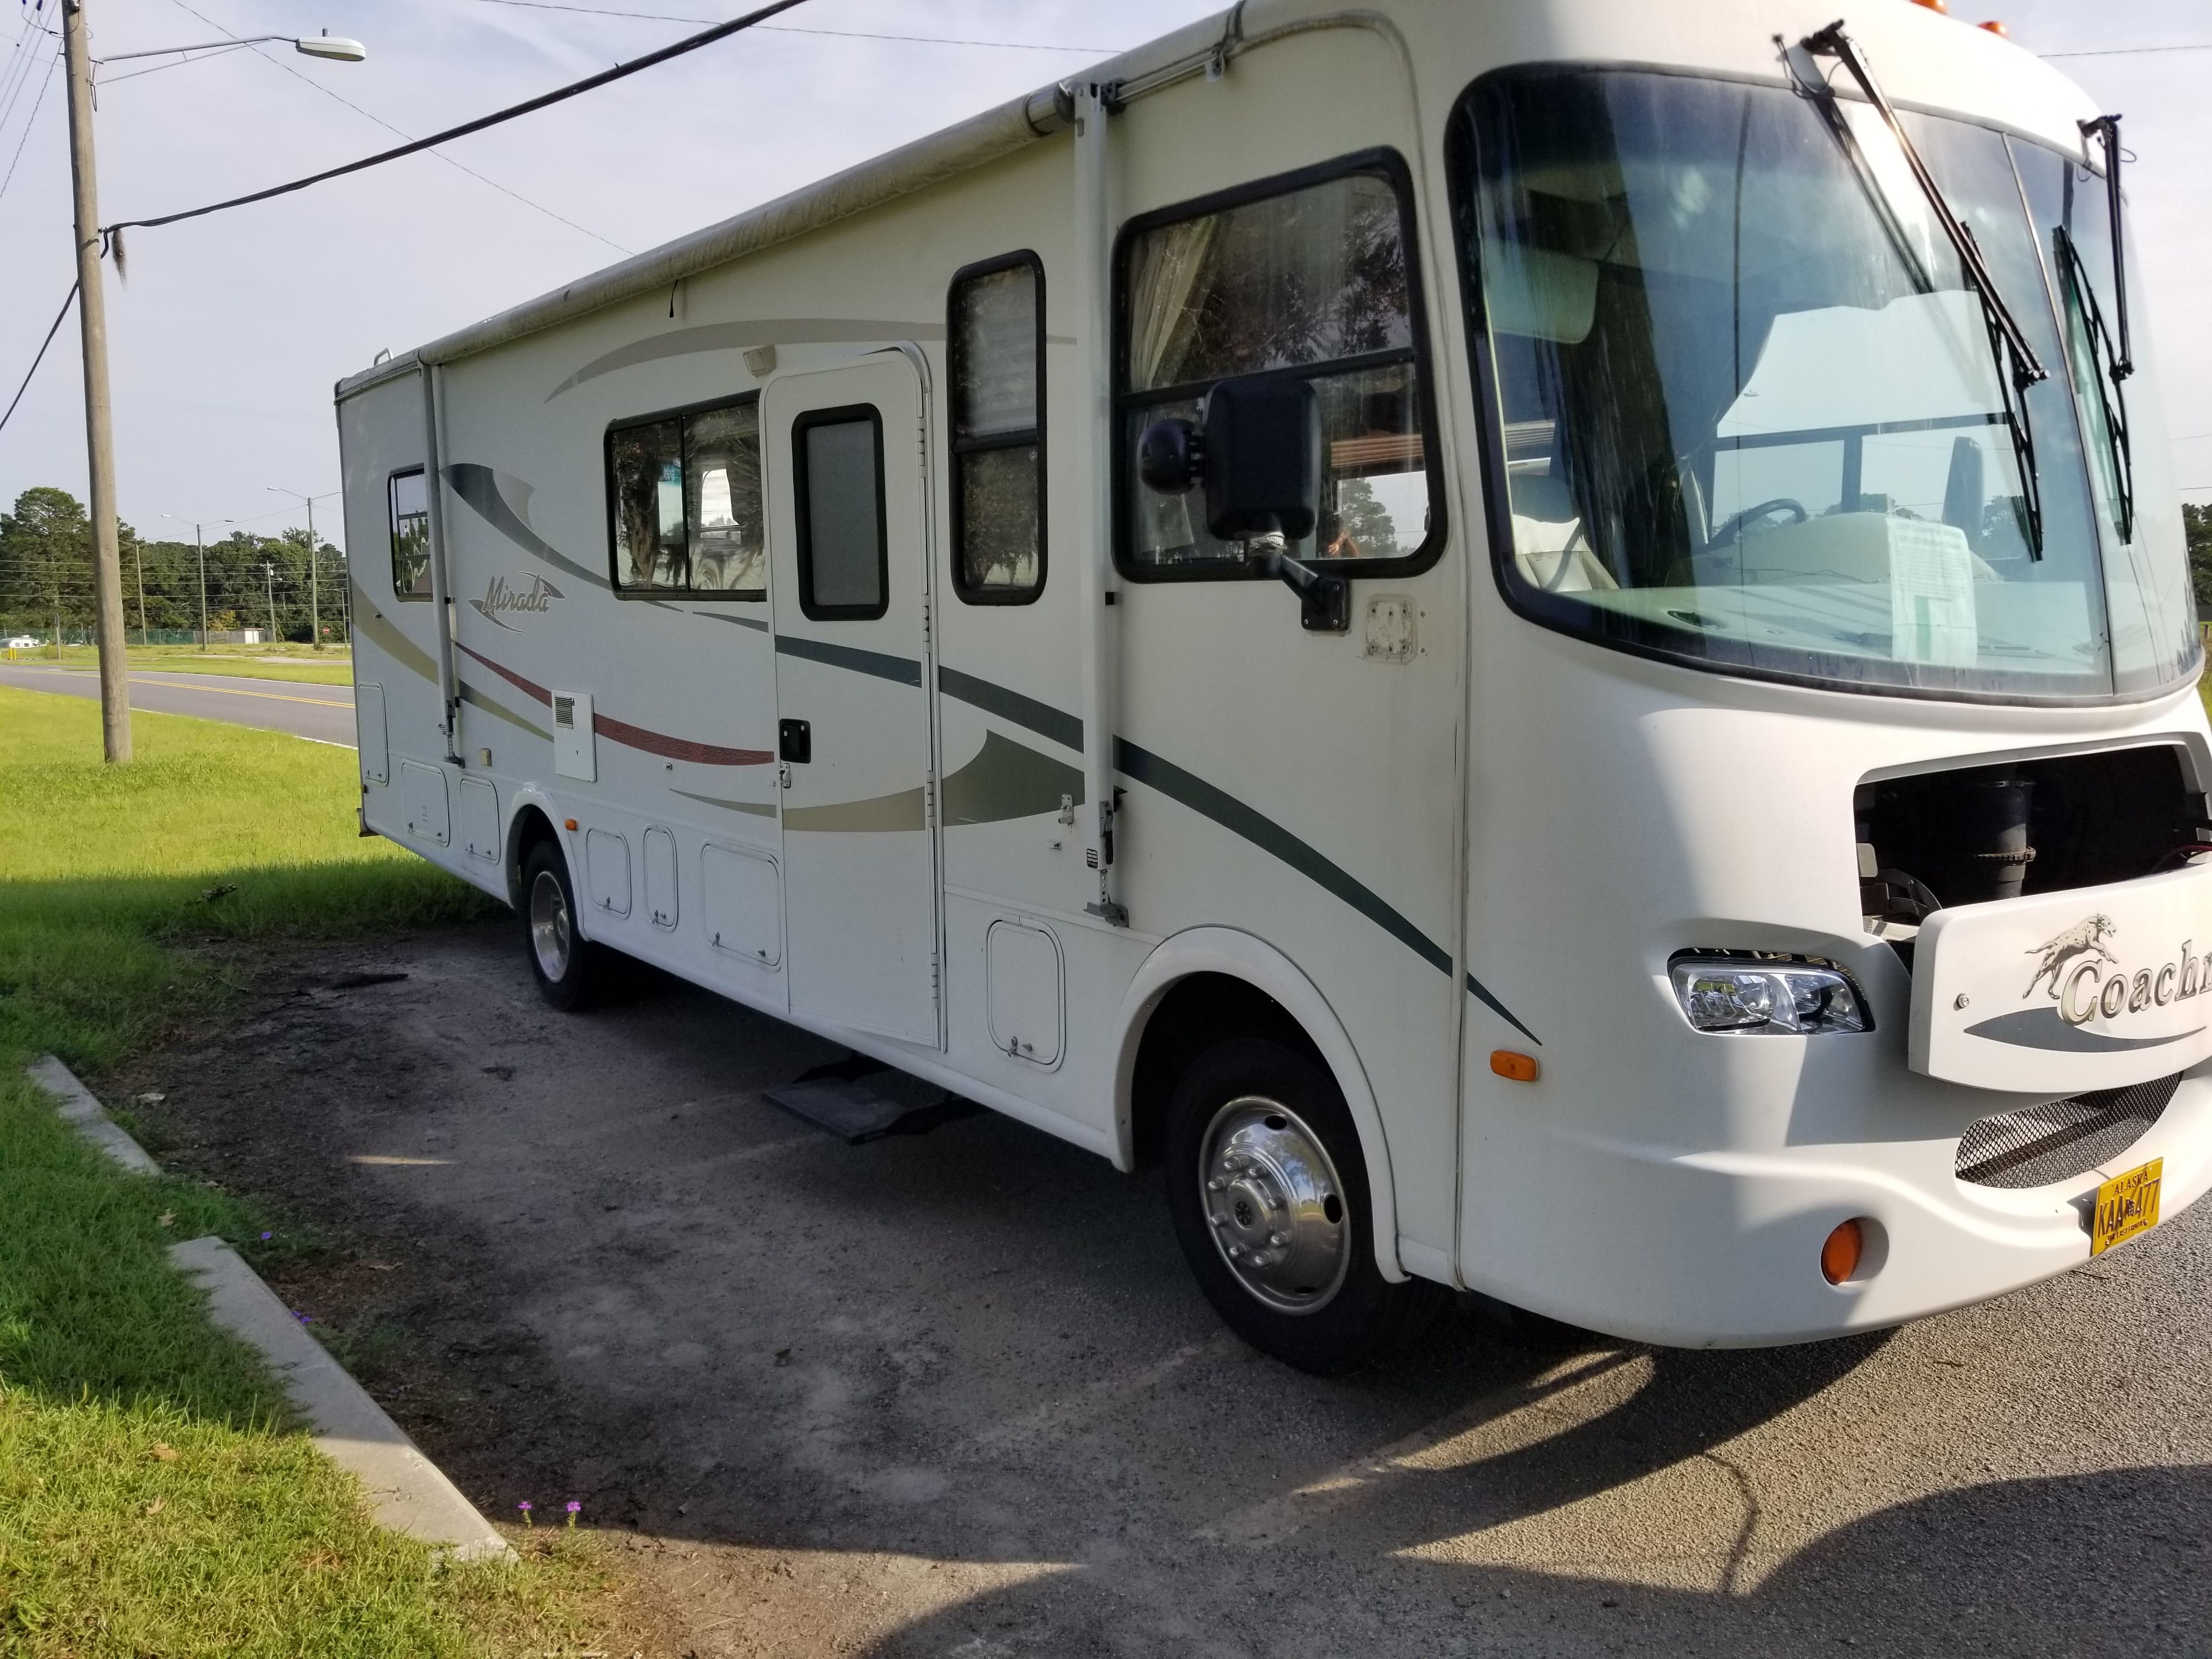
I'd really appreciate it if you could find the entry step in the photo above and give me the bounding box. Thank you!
[764,1061,981,1144]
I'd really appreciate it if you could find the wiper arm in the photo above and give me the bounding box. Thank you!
[2078,115,2134,381]
[1798,20,2047,555]
[1800,22,2047,388]
[2056,227,2135,544]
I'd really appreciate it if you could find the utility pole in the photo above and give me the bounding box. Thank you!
[263,560,277,644]
[307,498,320,648]
[61,0,131,761]
[131,537,145,644]
[196,526,207,648]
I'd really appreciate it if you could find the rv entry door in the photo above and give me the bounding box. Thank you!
[764,352,940,1046]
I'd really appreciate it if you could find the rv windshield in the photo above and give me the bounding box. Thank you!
[1453,69,2199,699]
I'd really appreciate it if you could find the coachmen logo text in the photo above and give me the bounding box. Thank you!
[470,573,563,630]
[2027,914,2211,1025]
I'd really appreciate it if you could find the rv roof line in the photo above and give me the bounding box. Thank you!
[337,3,1298,397]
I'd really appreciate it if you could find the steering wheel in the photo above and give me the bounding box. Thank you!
[1705,497,1807,551]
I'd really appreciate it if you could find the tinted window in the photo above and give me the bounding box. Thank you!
[388,469,430,600]
[607,398,764,596]
[795,408,887,619]
[1119,162,1437,573]
[950,255,1044,600]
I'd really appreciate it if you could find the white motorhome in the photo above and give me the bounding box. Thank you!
[337,0,2209,1372]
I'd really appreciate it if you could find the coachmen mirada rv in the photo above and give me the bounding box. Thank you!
[336,0,2209,1372]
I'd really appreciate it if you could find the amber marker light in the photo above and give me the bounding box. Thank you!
[1490,1050,1539,1083]
[1910,0,1947,10]
[563,818,578,831]
[1979,19,2008,33]
[1821,1219,1865,1285]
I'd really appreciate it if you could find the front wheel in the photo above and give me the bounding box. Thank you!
[522,840,604,1011]
[1164,1037,1442,1374]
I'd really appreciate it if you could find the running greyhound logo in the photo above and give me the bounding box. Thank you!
[470,573,563,630]
[2024,915,2118,1000]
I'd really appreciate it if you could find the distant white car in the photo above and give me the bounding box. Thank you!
[3,635,42,650]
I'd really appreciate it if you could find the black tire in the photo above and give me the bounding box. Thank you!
[1164,1037,1443,1375]
[521,840,604,1011]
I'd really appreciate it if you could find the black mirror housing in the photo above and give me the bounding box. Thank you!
[1200,376,1318,542]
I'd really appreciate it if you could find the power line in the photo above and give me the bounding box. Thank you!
[158,0,631,253]
[111,0,815,237]
[0,42,55,206]
[0,279,77,437]
[2043,43,2212,58]
[464,0,1120,53]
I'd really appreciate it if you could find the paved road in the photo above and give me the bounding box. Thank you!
[0,663,356,747]
[131,923,2212,1658]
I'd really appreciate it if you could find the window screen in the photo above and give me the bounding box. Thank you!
[389,468,431,600]
[1117,157,1438,575]
[950,254,1044,601]
[794,407,887,619]
[606,397,764,595]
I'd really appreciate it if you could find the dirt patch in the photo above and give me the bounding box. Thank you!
[105,918,2212,1659]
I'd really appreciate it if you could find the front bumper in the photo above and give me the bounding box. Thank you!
[1463,1064,2212,1347]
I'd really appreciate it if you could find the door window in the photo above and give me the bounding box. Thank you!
[793,406,888,619]
[1116,154,1442,577]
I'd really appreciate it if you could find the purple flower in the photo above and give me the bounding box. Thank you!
[293,1311,312,1324]
[565,1500,581,1528]
[517,1500,534,1526]
[259,1231,273,1241]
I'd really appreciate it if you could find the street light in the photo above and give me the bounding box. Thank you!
[268,487,342,650]
[94,32,369,67]
[60,3,366,760]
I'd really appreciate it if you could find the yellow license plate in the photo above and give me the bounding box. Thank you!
[2091,1158,2162,1257]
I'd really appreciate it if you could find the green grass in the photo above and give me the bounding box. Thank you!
[0,689,601,1656]
[6,646,355,686]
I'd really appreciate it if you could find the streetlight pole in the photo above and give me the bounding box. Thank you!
[162,512,237,649]
[132,537,146,644]
[269,487,340,649]
[61,0,130,761]
[263,560,277,644]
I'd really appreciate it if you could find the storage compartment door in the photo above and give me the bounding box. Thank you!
[585,827,631,918]
[703,843,782,966]
[398,759,449,846]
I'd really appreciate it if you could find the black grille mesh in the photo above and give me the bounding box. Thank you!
[1955,1073,2181,1189]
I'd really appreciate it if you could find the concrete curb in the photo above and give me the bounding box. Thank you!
[169,1235,514,1562]
[24,1055,513,1564]
[25,1053,161,1175]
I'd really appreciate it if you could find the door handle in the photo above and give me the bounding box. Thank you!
[778,718,811,764]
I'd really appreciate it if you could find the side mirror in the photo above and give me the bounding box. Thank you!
[1136,375,1319,542]
[1136,376,1344,631]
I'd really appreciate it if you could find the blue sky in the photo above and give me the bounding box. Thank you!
[0,0,2203,546]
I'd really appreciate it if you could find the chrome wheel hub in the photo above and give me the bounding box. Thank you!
[1199,1096,1350,1314]
[528,868,572,981]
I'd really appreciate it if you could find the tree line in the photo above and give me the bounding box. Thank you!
[0,487,349,644]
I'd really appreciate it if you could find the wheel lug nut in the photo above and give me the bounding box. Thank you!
[1227,1244,1243,1258]
[1269,1231,1289,1246]
[1206,1178,1224,1192]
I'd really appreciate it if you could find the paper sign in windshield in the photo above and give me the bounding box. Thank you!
[1889,519,1977,666]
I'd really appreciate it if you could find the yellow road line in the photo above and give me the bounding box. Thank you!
[2,667,350,708]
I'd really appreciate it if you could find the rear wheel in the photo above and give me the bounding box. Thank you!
[1164,1037,1442,1374]
[522,840,603,1011]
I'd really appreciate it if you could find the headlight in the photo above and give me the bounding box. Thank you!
[1668,955,1871,1035]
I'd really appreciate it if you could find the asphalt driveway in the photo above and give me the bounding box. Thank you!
[120,919,2212,1658]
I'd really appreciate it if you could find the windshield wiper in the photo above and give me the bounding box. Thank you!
[1801,22,2047,386]
[2056,225,2135,543]
[1798,21,2049,554]
[2079,115,2134,381]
